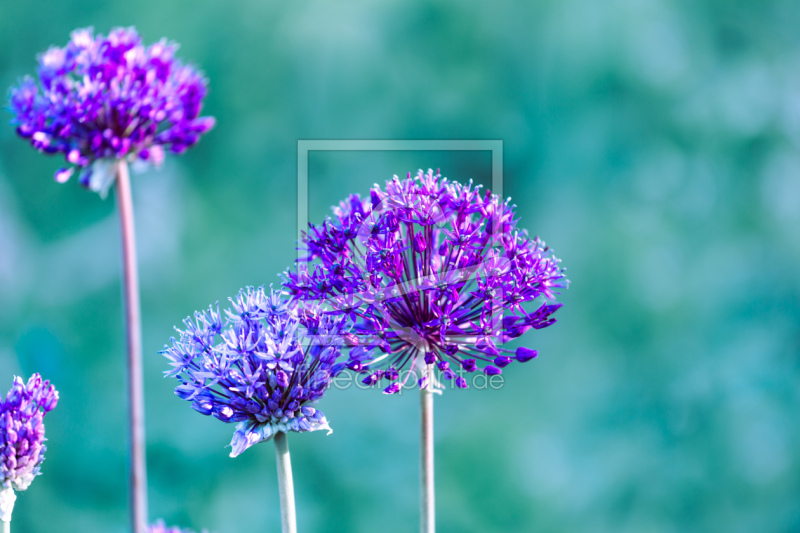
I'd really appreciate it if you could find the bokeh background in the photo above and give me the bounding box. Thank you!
[1,0,800,531]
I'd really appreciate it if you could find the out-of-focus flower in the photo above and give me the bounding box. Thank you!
[285,170,568,393]
[162,286,361,457]
[7,26,214,196]
[0,374,58,522]
[148,519,200,533]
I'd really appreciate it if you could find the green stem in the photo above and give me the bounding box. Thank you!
[421,386,435,533]
[274,431,297,533]
[116,160,148,533]
[2,520,9,533]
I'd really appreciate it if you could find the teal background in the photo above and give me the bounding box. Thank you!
[1,0,800,531]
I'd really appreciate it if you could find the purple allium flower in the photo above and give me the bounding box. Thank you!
[148,520,199,533]
[162,286,356,457]
[284,170,568,393]
[0,374,58,521]
[7,27,214,196]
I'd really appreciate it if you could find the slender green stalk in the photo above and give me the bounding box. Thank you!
[116,160,148,533]
[2,520,9,533]
[421,386,435,533]
[274,432,298,533]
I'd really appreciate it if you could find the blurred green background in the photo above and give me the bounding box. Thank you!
[1,0,800,531]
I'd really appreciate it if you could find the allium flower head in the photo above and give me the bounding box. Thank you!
[162,286,357,457]
[284,170,568,393]
[0,374,58,521]
[7,26,214,196]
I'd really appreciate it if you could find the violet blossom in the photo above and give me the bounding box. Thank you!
[0,374,58,522]
[284,170,568,393]
[7,26,214,196]
[162,286,360,457]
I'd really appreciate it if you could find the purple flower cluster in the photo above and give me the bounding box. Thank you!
[285,170,568,393]
[162,286,361,457]
[0,374,58,491]
[0,374,58,521]
[7,27,214,196]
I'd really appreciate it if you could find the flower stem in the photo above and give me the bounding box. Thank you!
[274,431,298,533]
[116,160,148,533]
[421,386,435,533]
[0,488,15,529]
